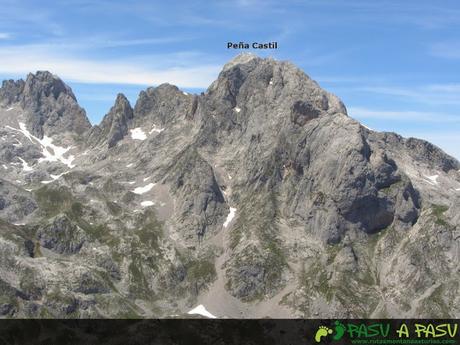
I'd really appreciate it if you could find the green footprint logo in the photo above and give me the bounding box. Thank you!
[333,321,346,340]
[314,326,333,343]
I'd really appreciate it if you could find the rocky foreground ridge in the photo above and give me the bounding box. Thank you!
[0,54,459,318]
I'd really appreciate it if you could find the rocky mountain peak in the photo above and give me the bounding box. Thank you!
[0,79,25,105]
[133,83,193,126]
[23,71,77,103]
[221,52,260,72]
[0,71,91,139]
[113,93,132,114]
[207,55,347,119]
[0,55,459,319]
[95,93,134,148]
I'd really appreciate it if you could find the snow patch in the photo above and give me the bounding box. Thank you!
[50,171,68,180]
[6,107,14,111]
[6,122,75,168]
[456,188,460,191]
[41,180,54,184]
[2,164,7,169]
[223,207,237,228]
[234,107,241,113]
[423,174,439,186]
[18,157,33,172]
[130,127,147,140]
[361,124,374,131]
[187,305,217,319]
[141,201,155,207]
[182,91,188,95]
[143,176,151,182]
[269,79,273,85]
[149,125,165,134]
[132,183,156,194]
[126,163,133,168]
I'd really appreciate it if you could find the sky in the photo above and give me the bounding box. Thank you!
[0,0,459,159]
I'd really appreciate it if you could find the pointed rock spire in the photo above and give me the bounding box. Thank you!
[99,93,134,148]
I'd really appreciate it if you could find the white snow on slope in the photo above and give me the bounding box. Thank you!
[234,107,241,113]
[423,174,439,186]
[456,188,460,191]
[132,183,155,194]
[149,125,164,134]
[6,122,75,168]
[361,124,374,131]
[50,171,68,180]
[2,164,7,170]
[6,107,14,111]
[41,180,53,184]
[187,305,217,319]
[141,201,155,207]
[223,207,237,228]
[130,127,147,140]
[183,91,188,95]
[18,157,33,172]
[126,163,133,168]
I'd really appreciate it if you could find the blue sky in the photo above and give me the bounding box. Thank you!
[0,0,459,159]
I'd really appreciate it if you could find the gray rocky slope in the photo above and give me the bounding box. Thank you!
[0,53,458,318]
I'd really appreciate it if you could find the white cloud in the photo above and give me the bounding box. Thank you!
[0,32,11,39]
[0,44,221,88]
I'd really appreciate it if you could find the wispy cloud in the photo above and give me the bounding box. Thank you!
[329,82,460,106]
[430,41,460,59]
[359,85,460,106]
[0,32,11,39]
[0,44,221,88]
[348,107,460,124]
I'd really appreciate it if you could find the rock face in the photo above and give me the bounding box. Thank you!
[1,71,91,139]
[0,54,459,318]
[89,93,134,148]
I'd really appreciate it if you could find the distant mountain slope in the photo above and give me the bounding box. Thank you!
[0,53,458,318]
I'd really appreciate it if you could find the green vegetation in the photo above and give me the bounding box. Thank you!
[227,190,287,301]
[128,254,150,295]
[137,217,163,252]
[34,186,74,217]
[187,259,216,283]
[378,180,403,195]
[431,204,449,226]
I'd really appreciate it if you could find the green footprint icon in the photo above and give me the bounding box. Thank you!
[333,321,346,340]
[315,326,333,343]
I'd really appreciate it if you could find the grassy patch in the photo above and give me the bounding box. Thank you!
[34,186,74,217]
[431,204,449,226]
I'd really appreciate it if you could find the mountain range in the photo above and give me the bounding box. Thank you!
[0,53,458,318]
